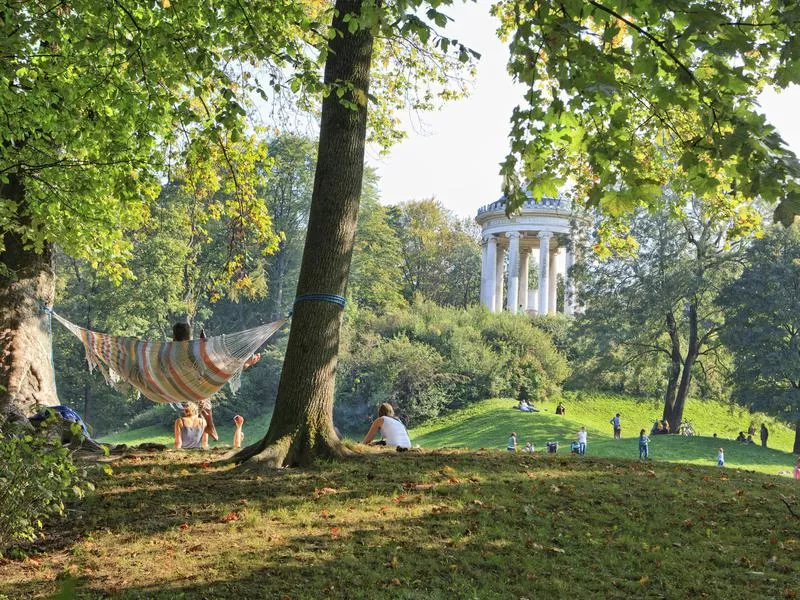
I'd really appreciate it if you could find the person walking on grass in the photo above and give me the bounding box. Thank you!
[638,429,650,460]
[760,423,769,448]
[507,432,517,453]
[610,413,621,439]
[577,426,587,456]
[717,447,725,467]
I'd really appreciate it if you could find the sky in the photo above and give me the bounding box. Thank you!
[370,1,800,221]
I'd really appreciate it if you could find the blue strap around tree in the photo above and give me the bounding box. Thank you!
[292,293,346,312]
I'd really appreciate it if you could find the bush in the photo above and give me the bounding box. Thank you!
[0,423,92,557]
[335,301,569,430]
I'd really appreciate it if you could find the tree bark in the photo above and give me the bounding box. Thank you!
[0,173,59,424]
[662,309,682,428]
[666,302,700,433]
[794,421,800,455]
[236,0,373,467]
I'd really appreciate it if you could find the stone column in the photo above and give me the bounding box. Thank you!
[506,232,521,313]
[494,243,505,312]
[519,248,530,313]
[537,231,552,315]
[565,243,575,315]
[481,235,497,310]
[548,241,559,314]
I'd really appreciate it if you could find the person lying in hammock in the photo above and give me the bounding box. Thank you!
[172,322,262,443]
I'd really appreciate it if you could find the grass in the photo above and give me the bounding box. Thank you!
[409,392,798,476]
[1,449,798,599]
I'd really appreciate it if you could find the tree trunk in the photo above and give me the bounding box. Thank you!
[662,310,682,427]
[236,0,373,467]
[793,421,800,455]
[0,173,58,424]
[666,302,700,433]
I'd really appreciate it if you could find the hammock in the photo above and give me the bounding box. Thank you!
[52,312,285,405]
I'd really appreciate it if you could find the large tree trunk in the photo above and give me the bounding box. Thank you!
[793,421,800,455]
[0,173,58,424]
[665,302,699,433]
[236,0,373,467]
[662,309,682,427]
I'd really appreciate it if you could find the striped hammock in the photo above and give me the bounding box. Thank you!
[52,312,285,405]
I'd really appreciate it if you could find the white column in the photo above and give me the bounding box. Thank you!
[565,244,575,315]
[548,242,559,314]
[481,235,497,310]
[494,243,505,313]
[519,248,530,313]
[537,231,552,315]
[506,232,521,313]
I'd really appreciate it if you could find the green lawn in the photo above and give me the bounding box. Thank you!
[409,392,797,476]
[99,391,798,476]
[3,449,798,599]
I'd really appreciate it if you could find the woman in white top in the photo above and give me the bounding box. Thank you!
[362,403,411,451]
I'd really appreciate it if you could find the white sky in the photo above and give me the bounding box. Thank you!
[369,1,800,220]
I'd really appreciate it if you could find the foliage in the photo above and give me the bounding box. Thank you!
[0,424,92,557]
[0,1,319,279]
[392,199,481,308]
[336,300,568,429]
[348,170,407,312]
[569,196,751,426]
[1,449,798,598]
[718,225,800,431]
[495,0,800,229]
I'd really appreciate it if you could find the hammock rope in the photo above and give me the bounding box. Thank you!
[51,312,285,405]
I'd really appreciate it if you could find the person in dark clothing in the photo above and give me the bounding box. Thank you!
[760,423,769,448]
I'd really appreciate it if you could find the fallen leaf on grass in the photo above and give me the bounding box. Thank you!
[472,499,484,507]
[639,576,649,586]
[402,482,435,490]
[763,482,776,490]
[199,462,210,469]
[220,511,240,523]
[546,546,565,554]
[330,527,340,538]
[315,487,338,497]
[179,523,189,530]
[448,477,460,485]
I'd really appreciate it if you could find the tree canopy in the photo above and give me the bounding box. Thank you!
[495,0,800,230]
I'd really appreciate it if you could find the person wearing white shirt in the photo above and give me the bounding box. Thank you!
[577,426,587,456]
[363,403,411,451]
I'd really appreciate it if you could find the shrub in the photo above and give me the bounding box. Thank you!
[335,301,569,430]
[0,423,93,557]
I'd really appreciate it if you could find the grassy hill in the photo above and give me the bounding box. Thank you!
[99,391,797,476]
[409,392,797,476]
[3,449,798,599]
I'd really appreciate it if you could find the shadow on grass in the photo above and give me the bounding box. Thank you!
[3,451,799,600]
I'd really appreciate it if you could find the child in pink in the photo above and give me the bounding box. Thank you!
[794,457,800,480]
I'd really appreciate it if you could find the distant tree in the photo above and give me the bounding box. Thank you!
[718,226,800,453]
[573,195,751,431]
[349,170,406,312]
[260,136,317,320]
[393,199,481,307]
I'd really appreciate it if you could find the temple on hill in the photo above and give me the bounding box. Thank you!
[475,194,588,315]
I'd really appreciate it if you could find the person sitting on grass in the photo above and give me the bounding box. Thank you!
[362,403,411,452]
[736,431,747,442]
[174,402,208,450]
[555,402,566,415]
